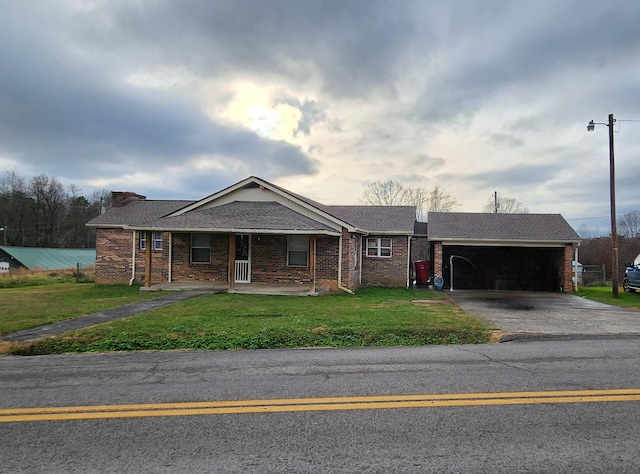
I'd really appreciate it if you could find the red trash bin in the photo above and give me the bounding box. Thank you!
[414,260,430,285]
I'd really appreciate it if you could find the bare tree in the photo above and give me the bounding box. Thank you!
[30,174,67,247]
[362,180,458,220]
[361,179,406,206]
[0,168,33,246]
[618,210,640,238]
[482,193,529,213]
[426,185,458,212]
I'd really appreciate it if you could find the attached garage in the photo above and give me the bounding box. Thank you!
[427,212,582,292]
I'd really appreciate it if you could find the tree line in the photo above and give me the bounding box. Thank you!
[0,169,110,248]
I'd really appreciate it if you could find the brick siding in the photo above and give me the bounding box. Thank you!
[315,235,341,290]
[95,229,170,285]
[170,233,229,282]
[96,228,410,290]
[360,235,409,287]
[562,243,575,292]
[95,228,133,284]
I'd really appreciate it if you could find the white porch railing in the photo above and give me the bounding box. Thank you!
[235,261,250,283]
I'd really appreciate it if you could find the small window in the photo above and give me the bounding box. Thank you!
[366,237,392,258]
[140,232,163,251]
[288,235,309,267]
[191,233,212,263]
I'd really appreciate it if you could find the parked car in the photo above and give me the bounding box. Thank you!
[623,254,640,292]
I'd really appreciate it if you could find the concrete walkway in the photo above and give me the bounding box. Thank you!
[2,289,218,343]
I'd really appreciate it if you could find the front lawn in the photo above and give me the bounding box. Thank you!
[5,287,490,355]
[0,283,166,336]
[576,286,640,309]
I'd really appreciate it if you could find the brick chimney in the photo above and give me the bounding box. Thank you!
[111,191,146,207]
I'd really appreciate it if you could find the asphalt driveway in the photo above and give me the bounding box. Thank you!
[447,290,640,341]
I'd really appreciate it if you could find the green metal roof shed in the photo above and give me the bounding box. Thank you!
[0,246,96,271]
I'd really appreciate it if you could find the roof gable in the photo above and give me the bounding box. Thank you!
[168,176,351,232]
[143,201,338,234]
[85,176,418,235]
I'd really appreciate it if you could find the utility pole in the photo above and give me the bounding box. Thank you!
[494,191,498,213]
[608,114,618,297]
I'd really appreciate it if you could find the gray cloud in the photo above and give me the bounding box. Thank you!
[414,2,640,123]
[79,0,421,99]
[490,133,525,148]
[0,0,638,228]
[0,0,314,184]
[451,163,562,193]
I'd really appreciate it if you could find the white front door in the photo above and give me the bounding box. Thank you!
[234,234,251,283]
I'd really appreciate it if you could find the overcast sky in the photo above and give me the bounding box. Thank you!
[1,0,639,235]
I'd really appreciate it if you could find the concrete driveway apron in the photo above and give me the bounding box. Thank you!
[447,290,640,341]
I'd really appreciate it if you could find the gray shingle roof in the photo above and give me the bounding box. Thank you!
[427,212,581,242]
[143,201,338,233]
[323,206,416,233]
[86,200,194,227]
[85,176,417,234]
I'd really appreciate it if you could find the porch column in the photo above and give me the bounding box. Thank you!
[228,233,236,291]
[144,230,152,287]
[309,235,316,294]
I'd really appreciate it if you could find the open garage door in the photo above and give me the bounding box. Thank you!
[440,245,565,291]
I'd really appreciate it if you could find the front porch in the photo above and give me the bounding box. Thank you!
[142,281,330,296]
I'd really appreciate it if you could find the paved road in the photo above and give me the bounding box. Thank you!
[448,290,640,340]
[2,341,640,472]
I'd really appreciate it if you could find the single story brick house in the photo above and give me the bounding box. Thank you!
[86,176,416,293]
[87,176,582,293]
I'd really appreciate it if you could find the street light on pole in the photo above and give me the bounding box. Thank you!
[587,114,618,297]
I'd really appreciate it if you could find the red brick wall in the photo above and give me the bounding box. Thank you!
[433,241,443,277]
[340,231,360,290]
[95,229,169,285]
[563,243,575,292]
[361,235,409,287]
[251,235,310,284]
[96,229,411,290]
[316,235,340,290]
[95,228,132,284]
[170,233,229,282]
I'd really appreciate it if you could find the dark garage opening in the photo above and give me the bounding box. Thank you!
[439,246,564,291]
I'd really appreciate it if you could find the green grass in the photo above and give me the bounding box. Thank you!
[0,283,166,336]
[3,286,490,355]
[576,286,640,309]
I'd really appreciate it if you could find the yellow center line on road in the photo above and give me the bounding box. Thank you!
[2,389,640,423]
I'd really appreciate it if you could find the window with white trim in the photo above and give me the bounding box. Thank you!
[287,235,309,267]
[140,231,163,251]
[366,237,392,257]
[191,233,212,263]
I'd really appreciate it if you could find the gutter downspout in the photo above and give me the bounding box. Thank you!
[129,230,136,286]
[311,236,316,295]
[337,233,353,294]
[574,244,579,291]
[358,235,363,285]
[168,232,172,282]
[406,235,411,288]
